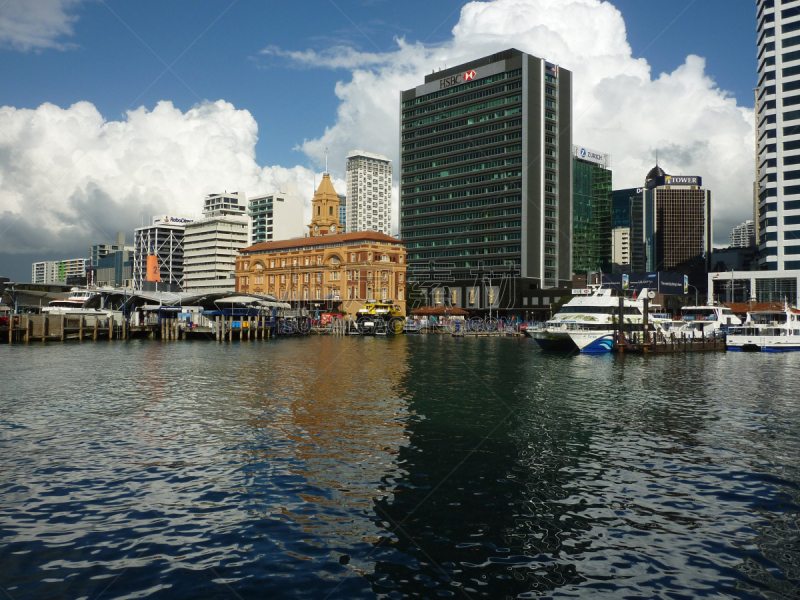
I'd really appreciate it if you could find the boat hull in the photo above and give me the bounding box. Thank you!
[726,335,800,352]
[526,330,577,351]
[570,332,616,354]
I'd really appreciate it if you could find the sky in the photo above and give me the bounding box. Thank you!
[0,0,758,283]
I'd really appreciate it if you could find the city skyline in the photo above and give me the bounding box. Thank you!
[0,0,758,281]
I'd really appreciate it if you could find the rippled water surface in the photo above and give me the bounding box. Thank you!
[2,336,800,599]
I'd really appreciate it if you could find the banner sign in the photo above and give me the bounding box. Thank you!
[601,272,688,295]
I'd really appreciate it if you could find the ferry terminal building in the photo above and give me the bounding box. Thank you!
[235,175,407,317]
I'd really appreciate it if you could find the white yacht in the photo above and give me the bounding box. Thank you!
[42,287,115,314]
[659,305,741,340]
[726,304,800,352]
[527,287,663,353]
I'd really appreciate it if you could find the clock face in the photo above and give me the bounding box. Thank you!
[314,225,319,232]
[331,224,336,233]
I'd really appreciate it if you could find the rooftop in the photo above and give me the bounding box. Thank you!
[240,230,404,255]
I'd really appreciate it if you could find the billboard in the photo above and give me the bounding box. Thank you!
[572,145,610,168]
[646,175,702,189]
[153,215,194,225]
[600,272,687,295]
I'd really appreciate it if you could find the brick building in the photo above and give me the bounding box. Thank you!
[235,174,407,317]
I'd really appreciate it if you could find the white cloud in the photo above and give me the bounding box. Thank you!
[0,0,756,278]
[0,100,340,259]
[258,44,391,70]
[287,0,755,245]
[0,0,85,51]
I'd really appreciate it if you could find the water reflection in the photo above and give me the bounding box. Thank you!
[2,339,800,599]
[367,344,800,599]
[237,338,414,550]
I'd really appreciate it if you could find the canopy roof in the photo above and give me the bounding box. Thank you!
[84,290,290,311]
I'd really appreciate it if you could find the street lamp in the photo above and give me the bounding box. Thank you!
[685,284,699,306]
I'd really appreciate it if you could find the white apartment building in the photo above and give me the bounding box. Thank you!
[133,215,192,291]
[756,0,800,270]
[31,258,87,284]
[612,227,631,271]
[346,150,392,236]
[31,261,56,284]
[184,192,249,293]
[248,182,305,245]
[730,220,755,248]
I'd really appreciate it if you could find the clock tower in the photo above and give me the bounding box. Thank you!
[308,174,341,237]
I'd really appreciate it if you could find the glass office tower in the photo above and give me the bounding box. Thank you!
[400,48,572,310]
[572,146,612,274]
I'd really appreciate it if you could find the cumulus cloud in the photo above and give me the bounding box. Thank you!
[0,0,85,51]
[0,100,339,264]
[279,0,754,245]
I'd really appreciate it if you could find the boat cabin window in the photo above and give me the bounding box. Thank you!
[681,308,717,319]
[559,306,641,315]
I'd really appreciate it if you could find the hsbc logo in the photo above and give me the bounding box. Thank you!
[439,69,479,90]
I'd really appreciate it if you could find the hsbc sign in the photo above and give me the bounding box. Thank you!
[414,60,506,96]
[439,70,477,90]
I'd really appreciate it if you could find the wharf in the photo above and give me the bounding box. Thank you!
[2,314,281,344]
[452,331,524,338]
[615,336,726,354]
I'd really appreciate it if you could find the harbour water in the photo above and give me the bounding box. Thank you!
[2,337,800,599]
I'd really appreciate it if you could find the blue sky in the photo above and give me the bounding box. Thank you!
[0,0,758,281]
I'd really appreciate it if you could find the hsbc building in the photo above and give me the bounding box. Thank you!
[400,48,574,312]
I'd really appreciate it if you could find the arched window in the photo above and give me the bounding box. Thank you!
[317,206,320,215]
[329,206,333,215]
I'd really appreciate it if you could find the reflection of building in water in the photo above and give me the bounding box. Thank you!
[364,340,590,597]
[239,338,413,550]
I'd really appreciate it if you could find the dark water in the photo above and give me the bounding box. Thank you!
[2,337,800,599]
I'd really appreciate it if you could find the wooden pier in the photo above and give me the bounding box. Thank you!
[615,336,726,354]
[2,314,280,344]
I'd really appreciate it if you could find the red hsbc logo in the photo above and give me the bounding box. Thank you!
[439,69,479,89]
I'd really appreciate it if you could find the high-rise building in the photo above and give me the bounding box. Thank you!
[756,0,800,270]
[133,215,192,291]
[730,219,756,248]
[31,261,56,284]
[338,194,347,232]
[400,48,573,311]
[32,259,87,284]
[643,167,712,272]
[90,232,132,268]
[707,0,800,304]
[183,192,249,292]
[248,182,305,245]
[94,249,134,288]
[611,188,645,273]
[346,150,392,235]
[572,145,612,274]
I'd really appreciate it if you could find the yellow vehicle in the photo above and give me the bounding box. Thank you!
[356,302,405,334]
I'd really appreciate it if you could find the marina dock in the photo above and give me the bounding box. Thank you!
[615,336,726,354]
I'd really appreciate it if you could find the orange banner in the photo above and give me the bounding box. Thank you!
[146,255,161,282]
